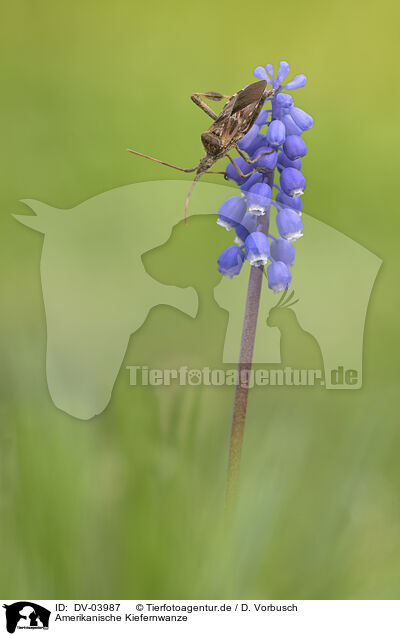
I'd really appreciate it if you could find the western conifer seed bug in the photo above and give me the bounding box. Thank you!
[127,80,277,222]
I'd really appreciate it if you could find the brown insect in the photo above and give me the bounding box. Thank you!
[127,80,277,222]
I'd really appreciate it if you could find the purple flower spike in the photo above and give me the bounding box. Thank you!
[217,196,247,230]
[266,120,286,148]
[276,190,303,212]
[284,74,307,90]
[225,156,251,185]
[215,62,312,290]
[270,237,296,267]
[267,261,292,292]
[244,231,270,266]
[277,61,290,83]
[280,167,306,197]
[218,245,245,278]
[282,113,303,136]
[245,183,272,216]
[276,208,303,241]
[283,135,308,160]
[235,213,259,246]
[289,106,314,131]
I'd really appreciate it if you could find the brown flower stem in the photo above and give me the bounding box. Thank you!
[225,171,274,517]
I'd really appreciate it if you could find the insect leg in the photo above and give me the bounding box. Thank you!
[227,154,263,179]
[126,149,197,173]
[191,92,230,120]
[235,145,274,164]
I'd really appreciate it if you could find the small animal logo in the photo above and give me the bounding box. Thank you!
[2,602,50,633]
[188,369,203,385]
[266,290,323,371]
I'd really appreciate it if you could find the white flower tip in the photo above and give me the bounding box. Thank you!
[286,231,303,242]
[217,218,233,230]
[248,256,269,266]
[247,206,266,216]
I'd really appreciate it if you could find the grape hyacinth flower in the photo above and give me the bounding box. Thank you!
[270,237,296,267]
[276,207,303,241]
[219,61,314,512]
[217,196,246,230]
[267,260,292,293]
[266,120,286,148]
[283,135,307,160]
[245,183,272,216]
[235,213,259,245]
[240,172,263,193]
[276,189,303,212]
[277,151,302,172]
[217,245,245,279]
[244,231,270,266]
[280,167,306,197]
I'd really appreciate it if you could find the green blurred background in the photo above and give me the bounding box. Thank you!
[1,0,399,599]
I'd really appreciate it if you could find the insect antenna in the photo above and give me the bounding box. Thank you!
[126,149,198,173]
[185,173,202,224]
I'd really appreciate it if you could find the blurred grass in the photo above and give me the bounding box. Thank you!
[1,0,400,599]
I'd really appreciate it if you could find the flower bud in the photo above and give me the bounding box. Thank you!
[280,167,306,197]
[289,106,314,131]
[283,135,307,160]
[237,125,260,152]
[244,231,270,266]
[254,66,271,82]
[266,120,286,148]
[254,146,277,171]
[217,245,245,278]
[256,110,270,127]
[277,61,290,83]
[276,208,303,241]
[267,261,292,292]
[217,196,246,230]
[275,93,294,109]
[245,183,272,216]
[277,151,302,172]
[270,237,296,267]
[281,113,303,136]
[284,74,307,90]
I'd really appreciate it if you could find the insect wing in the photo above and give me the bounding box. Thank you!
[231,80,267,114]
